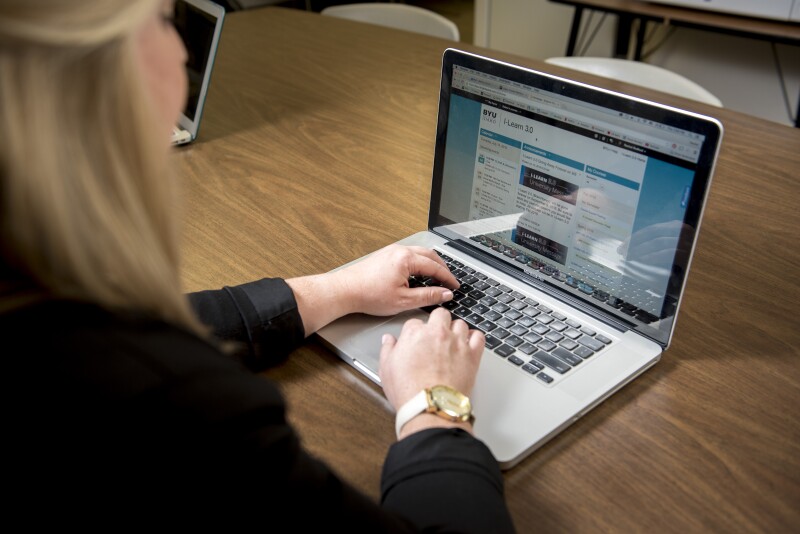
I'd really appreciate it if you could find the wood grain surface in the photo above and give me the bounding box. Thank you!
[175,7,800,532]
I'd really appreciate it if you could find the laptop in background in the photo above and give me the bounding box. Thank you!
[316,48,723,470]
[171,0,224,146]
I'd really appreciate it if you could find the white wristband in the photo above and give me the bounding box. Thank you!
[394,390,429,438]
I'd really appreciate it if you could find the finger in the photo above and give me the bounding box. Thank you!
[426,306,453,328]
[467,329,486,353]
[407,246,449,270]
[451,318,470,337]
[407,252,459,289]
[378,333,397,382]
[398,285,455,309]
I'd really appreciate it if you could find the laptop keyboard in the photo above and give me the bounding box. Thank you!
[410,251,613,385]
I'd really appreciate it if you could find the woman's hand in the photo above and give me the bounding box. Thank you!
[333,244,459,316]
[286,244,459,336]
[379,307,485,439]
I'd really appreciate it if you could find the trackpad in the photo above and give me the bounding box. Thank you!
[344,310,429,376]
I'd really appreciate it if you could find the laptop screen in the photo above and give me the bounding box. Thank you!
[174,0,224,129]
[430,50,722,347]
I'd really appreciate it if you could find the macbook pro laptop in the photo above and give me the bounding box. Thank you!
[316,48,723,470]
[171,0,224,146]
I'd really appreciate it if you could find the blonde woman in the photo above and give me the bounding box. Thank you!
[0,0,514,531]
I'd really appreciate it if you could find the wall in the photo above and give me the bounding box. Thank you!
[474,0,800,127]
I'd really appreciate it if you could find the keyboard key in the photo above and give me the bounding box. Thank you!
[508,355,525,366]
[551,311,567,321]
[492,328,510,339]
[484,310,502,321]
[484,287,502,297]
[518,316,536,327]
[560,339,579,351]
[536,315,554,325]
[453,307,471,318]
[522,362,543,375]
[552,347,583,366]
[468,289,485,300]
[521,307,540,318]
[472,304,490,315]
[497,284,512,293]
[523,298,539,307]
[505,335,523,347]
[509,291,526,300]
[536,372,554,384]
[537,340,558,352]
[563,328,582,339]
[478,321,497,333]
[518,343,537,355]
[509,325,528,336]
[504,310,523,320]
[467,312,483,324]
[495,344,515,358]
[580,327,596,336]
[530,350,571,374]
[459,297,478,308]
[484,335,502,349]
[574,346,595,359]
[522,333,542,344]
[596,334,612,344]
[578,335,605,352]
[550,321,567,332]
[544,331,564,343]
[531,324,549,335]
[566,319,581,329]
[479,296,498,307]
[496,317,514,328]
[492,303,510,314]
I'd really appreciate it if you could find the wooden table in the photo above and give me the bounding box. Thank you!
[176,7,800,532]
[548,0,800,127]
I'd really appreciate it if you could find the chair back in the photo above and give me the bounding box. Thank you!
[321,3,460,41]
[545,56,723,107]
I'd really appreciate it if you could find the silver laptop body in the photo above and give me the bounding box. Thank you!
[317,49,723,470]
[171,0,225,146]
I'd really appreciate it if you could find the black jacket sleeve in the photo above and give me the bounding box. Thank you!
[382,428,516,533]
[187,278,305,371]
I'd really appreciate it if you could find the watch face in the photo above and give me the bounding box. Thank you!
[430,385,472,419]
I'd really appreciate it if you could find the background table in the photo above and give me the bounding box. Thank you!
[176,7,800,532]
[549,0,800,127]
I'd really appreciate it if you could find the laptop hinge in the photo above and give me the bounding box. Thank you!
[444,238,638,335]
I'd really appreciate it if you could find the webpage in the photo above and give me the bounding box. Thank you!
[440,67,700,322]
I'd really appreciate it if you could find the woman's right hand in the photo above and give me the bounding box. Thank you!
[379,307,485,440]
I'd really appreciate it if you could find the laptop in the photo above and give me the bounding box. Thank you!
[171,0,225,146]
[316,48,723,470]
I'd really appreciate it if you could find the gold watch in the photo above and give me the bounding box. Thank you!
[395,385,474,437]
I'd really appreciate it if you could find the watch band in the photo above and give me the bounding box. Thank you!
[395,390,429,438]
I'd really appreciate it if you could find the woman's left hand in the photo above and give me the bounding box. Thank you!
[332,244,459,316]
[286,244,459,336]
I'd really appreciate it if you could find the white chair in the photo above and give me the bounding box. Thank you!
[545,56,723,107]
[320,3,460,41]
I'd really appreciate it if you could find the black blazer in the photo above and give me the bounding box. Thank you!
[4,278,514,532]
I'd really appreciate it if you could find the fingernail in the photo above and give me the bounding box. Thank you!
[381,334,391,345]
[442,290,454,302]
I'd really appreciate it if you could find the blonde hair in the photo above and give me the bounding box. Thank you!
[0,0,206,335]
